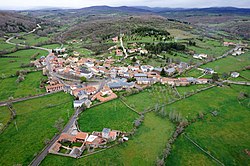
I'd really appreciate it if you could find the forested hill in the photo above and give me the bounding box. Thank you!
[0,11,39,36]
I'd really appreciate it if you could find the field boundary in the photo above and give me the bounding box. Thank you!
[183,133,225,166]
[119,98,141,115]
[0,104,16,134]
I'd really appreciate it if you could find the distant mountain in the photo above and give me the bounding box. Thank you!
[133,6,185,12]
[157,7,250,14]
[74,6,151,14]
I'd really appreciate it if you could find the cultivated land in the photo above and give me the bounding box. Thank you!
[166,85,250,165]
[41,112,175,165]
[0,49,47,76]
[0,71,46,101]
[0,92,74,166]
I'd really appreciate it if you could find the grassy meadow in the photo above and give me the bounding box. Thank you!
[189,38,231,58]
[0,92,74,166]
[78,99,139,132]
[123,84,178,112]
[166,85,250,165]
[0,49,48,76]
[0,71,46,101]
[0,106,11,130]
[11,34,50,46]
[0,38,15,51]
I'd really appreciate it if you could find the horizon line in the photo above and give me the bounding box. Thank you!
[1,5,250,11]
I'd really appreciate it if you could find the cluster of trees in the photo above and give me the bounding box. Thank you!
[145,42,186,54]
[168,110,188,123]
[54,117,65,132]
[121,88,141,97]
[15,70,30,83]
[20,62,34,68]
[132,27,170,37]
[153,104,168,118]
[16,73,25,83]
[156,122,188,166]
[188,40,196,46]
[133,114,145,128]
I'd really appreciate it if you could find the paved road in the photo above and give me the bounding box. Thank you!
[120,34,129,59]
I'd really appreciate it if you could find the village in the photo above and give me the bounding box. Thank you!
[30,35,248,158]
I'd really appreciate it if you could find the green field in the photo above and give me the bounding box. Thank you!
[0,38,15,51]
[184,52,250,78]
[176,84,211,96]
[11,34,50,46]
[42,112,174,166]
[202,53,250,74]
[163,85,249,120]
[0,106,11,130]
[78,99,138,132]
[0,49,48,76]
[166,85,250,165]
[0,71,46,101]
[0,92,74,166]
[41,44,61,49]
[189,38,231,58]
[123,84,178,112]
[228,69,250,82]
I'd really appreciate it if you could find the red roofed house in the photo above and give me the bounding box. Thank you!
[76,132,89,143]
[116,49,123,56]
[112,36,118,43]
[46,84,64,93]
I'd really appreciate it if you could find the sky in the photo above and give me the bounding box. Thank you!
[1,0,250,10]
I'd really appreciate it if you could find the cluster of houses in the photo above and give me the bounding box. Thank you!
[161,77,211,86]
[109,37,149,57]
[232,47,245,56]
[49,128,127,158]
[42,44,214,109]
[32,56,46,68]
[223,41,236,47]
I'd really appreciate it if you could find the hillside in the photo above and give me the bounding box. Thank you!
[0,11,40,36]
[61,14,193,52]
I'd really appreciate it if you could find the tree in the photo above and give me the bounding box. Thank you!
[54,117,64,132]
[160,68,166,77]
[132,56,137,62]
[80,76,87,83]
[222,72,229,79]
[211,73,219,82]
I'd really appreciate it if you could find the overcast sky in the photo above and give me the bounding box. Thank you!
[1,0,250,10]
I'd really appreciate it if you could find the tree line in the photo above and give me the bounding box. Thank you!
[132,27,170,37]
[145,42,186,54]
